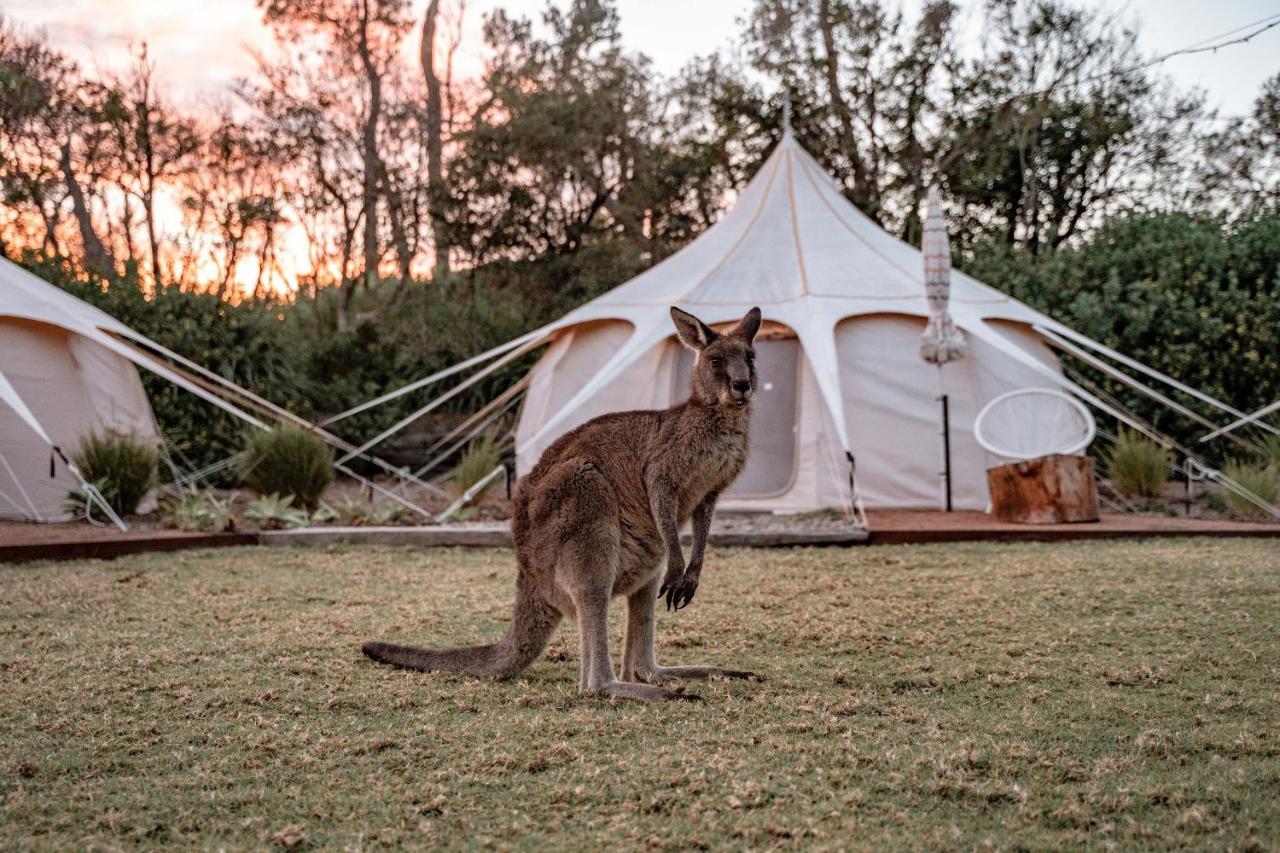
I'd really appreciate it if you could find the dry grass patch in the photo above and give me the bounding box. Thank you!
[2,539,1278,849]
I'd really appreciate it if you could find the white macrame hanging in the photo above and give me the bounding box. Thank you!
[919,186,966,365]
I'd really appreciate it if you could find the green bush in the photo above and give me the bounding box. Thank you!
[161,487,235,532]
[68,431,159,516]
[963,210,1280,461]
[1104,430,1172,498]
[1220,460,1280,518]
[315,495,413,526]
[239,426,333,508]
[243,493,312,529]
[448,431,505,500]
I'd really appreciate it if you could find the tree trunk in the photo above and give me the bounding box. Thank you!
[421,0,451,279]
[59,140,114,279]
[357,0,383,292]
[380,166,413,298]
[987,454,1099,524]
[817,0,878,221]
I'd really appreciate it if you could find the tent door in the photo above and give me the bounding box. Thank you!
[673,337,800,498]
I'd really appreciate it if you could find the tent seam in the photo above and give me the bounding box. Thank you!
[785,150,811,295]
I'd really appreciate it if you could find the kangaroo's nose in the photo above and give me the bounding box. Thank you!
[732,380,751,393]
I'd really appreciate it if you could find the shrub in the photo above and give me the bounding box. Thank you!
[244,493,312,529]
[1256,433,1280,470]
[239,426,333,508]
[68,431,159,516]
[448,430,505,500]
[1220,460,1280,518]
[1104,430,1172,498]
[315,496,413,526]
[161,487,235,532]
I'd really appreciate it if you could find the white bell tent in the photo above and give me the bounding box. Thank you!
[0,262,163,522]
[0,258,445,524]
[325,126,1277,518]
[506,128,1081,511]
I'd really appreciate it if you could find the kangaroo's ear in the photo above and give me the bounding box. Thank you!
[670,306,716,351]
[730,306,762,343]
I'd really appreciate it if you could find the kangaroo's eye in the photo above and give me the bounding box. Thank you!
[709,357,723,369]
[746,353,755,365]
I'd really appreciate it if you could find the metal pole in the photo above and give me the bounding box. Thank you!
[939,393,953,512]
[1183,457,1193,516]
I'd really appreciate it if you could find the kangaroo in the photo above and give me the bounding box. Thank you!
[362,306,762,701]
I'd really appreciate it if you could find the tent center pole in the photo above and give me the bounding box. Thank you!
[939,393,953,512]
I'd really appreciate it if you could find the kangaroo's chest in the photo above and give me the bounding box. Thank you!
[676,429,749,519]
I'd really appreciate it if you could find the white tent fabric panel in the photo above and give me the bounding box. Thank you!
[836,315,984,509]
[0,318,158,521]
[516,325,675,473]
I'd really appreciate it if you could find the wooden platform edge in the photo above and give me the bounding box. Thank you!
[257,526,871,550]
[0,532,258,565]
[868,526,1280,545]
[4,523,1275,564]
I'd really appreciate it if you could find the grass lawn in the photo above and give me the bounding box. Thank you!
[2,540,1278,850]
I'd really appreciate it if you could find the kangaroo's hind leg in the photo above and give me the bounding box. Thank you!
[561,544,697,702]
[622,577,758,684]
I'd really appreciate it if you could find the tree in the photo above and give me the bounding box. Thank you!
[178,117,287,298]
[940,0,1201,254]
[0,17,115,276]
[420,0,452,278]
[452,1,654,265]
[105,46,200,284]
[743,0,1201,250]
[248,0,416,328]
[1193,73,1280,210]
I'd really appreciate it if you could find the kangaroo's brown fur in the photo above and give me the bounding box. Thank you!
[362,306,763,701]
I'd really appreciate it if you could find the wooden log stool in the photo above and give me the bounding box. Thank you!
[986,454,1099,524]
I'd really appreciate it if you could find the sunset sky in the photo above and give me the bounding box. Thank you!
[8,0,1280,116]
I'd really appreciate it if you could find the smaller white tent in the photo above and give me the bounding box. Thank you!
[0,258,447,524]
[0,262,161,521]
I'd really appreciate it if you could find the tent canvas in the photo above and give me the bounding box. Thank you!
[0,302,160,522]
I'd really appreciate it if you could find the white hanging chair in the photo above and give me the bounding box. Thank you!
[974,388,1096,461]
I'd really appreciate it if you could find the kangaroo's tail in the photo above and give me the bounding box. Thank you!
[361,578,560,680]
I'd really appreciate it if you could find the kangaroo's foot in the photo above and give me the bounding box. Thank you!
[633,665,761,683]
[589,680,704,703]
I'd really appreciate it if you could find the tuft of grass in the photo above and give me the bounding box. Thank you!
[1,540,1278,849]
[66,431,159,516]
[1256,432,1280,470]
[239,426,333,509]
[1105,430,1171,498]
[1221,459,1279,518]
[448,430,505,500]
